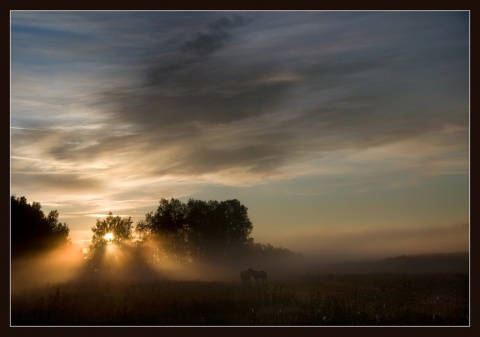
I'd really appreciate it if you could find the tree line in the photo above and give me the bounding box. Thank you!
[89,198,300,266]
[11,195,300,269]
[11,195,70,259]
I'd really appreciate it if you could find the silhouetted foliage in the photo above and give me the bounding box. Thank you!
[186,198,253,259]
[136,198,189,261]
[135,198,254,261]
[134,198,301,264]
[86,213,134,273]
[85,198,298,273]
[11,195,70,258]
[90,212,133,250]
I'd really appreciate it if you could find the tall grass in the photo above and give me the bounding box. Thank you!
[11,272,469,326]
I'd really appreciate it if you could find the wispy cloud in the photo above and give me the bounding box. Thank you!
[11,11,469,247]
[87,12,467,184]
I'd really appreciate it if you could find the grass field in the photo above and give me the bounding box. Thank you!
[11,272,469,326]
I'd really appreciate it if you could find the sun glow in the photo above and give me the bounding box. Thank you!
[104,232,114,241]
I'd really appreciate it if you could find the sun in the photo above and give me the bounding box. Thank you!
[104,232,114,241]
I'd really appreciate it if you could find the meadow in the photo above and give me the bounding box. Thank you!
[11,272,469,326]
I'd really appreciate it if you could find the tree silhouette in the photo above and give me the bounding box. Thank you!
[135,198,253,262]
[11,195,70,258]
[46,210,70,244]
[187,199,253,259]
[86,213,134,273]
[136,198,189,262]
[90,212,133,250]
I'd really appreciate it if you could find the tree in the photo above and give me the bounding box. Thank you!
[136,198,189,262]
[90,212,133,249]
[135,198,254,262]
[185,198,253,259]
[184,199,211,259]
[46,210,70,245]
[216,199,253,246]
[87,213,134,273]
[11,195,70,258]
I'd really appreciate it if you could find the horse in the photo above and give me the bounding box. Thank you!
[240,269,251,284]
[248,268,267,283]
[258,270,267,282]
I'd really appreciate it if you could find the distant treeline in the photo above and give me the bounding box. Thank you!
[11,195,300,268]
[318,252,469,274]
[88,198,301,271]
[134,198,301,262]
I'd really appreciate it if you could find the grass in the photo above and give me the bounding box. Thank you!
[11,272,469,326]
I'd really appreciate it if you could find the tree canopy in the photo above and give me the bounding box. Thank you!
[90,212,133,249]
[136,198,254,262]
[11,195,70,258]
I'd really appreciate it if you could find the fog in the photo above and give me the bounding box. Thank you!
[11,231,469,294]
[10,240,303,292]
[11,245,86,293]
[272,223,469,264]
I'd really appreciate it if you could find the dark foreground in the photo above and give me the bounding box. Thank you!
[11,272,469,326]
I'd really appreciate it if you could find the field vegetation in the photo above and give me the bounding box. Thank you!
[11,271,468,326]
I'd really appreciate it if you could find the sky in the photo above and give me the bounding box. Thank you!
[10,11,469,260]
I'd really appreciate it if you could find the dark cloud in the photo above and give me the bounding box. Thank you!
[104,78,293,128]
[99,13,303,129]
[14,12,469,181]
[164,141,291,176]
[180,14,249,56]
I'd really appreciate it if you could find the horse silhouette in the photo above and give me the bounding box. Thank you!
[240,269,251,284]
[247,268,267,283]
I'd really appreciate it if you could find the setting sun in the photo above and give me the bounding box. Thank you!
[104,233,114,241]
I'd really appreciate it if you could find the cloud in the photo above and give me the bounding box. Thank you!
[89,12,467,183]
[180,14,250,56]
[10,12,469,250]
[11,11,469,191]
[11,172,104,194]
